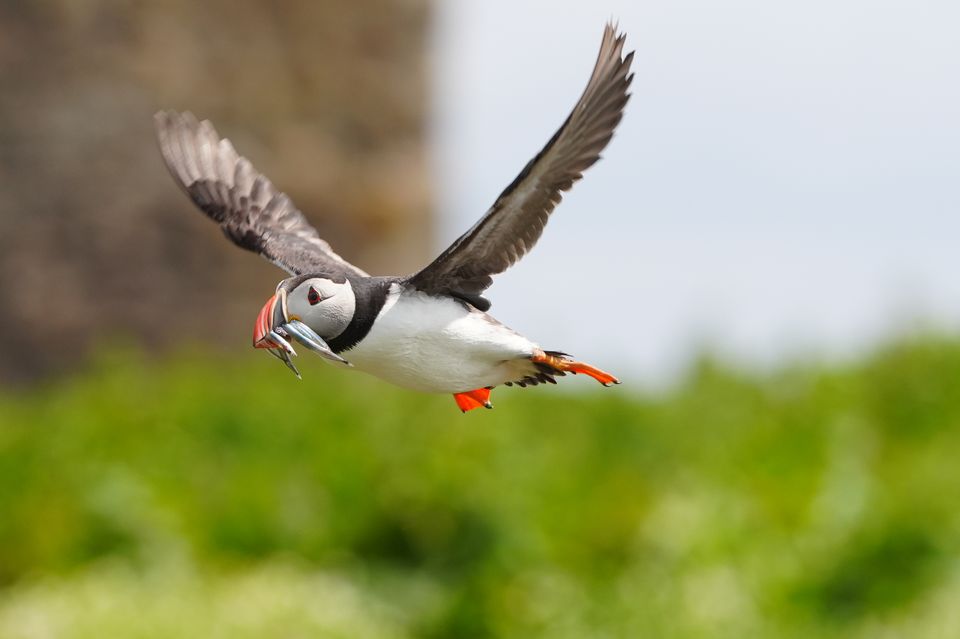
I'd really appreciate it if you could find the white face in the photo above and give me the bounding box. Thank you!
[285,277,356,340]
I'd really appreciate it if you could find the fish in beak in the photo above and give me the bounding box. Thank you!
[252,289,350,377]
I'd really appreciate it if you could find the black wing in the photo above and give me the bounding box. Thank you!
[406,23,633,310]
[154,110,368,279]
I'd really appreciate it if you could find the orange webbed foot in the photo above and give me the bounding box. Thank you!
[563,361,620,386]
[453,388,493,412]
[532,352,621,387]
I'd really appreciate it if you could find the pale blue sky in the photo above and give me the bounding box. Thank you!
[431,0,960,384]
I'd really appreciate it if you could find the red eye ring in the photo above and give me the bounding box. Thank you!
[307,286,321,305]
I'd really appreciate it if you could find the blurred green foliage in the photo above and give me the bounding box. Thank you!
[2,338,960,638]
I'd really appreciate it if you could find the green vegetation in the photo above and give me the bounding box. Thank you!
[2,338,960,638]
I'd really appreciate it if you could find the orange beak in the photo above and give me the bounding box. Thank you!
[253,292,284,349]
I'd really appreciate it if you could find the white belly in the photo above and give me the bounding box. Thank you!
[344,286,538,393]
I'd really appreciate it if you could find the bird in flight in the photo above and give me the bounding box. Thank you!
[155,23,633,412]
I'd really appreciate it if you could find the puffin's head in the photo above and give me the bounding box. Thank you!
[252,274,355,374]
[284,275,356,338]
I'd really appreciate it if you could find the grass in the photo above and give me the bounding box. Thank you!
[1,337,960,638]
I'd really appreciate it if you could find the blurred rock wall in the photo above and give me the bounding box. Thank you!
[0,0,432,383]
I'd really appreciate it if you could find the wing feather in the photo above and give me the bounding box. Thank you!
[154,110,368,278]
[407,23,633,309]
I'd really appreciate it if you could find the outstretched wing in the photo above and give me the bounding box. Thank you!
[406,23,633,310]
[154,110,368,278]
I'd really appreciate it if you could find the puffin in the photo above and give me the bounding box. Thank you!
[155,23,633,412]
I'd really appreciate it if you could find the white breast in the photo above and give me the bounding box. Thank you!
[344,285,538,393]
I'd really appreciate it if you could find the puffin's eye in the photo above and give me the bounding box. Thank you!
[307,286,321,305]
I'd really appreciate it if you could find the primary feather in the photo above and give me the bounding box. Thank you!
[406,23,633,310]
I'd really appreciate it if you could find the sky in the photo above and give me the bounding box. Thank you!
[430,0,960,385]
